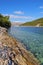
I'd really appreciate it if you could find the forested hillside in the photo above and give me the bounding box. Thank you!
[21,18,43,27]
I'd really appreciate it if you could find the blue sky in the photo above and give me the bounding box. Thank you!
[0,0,43,22]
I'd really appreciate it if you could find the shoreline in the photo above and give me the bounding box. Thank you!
[0,27,40,65]
[11,25,43,27]
[19,25,43,28]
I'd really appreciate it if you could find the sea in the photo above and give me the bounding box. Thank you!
[8,26,43,65]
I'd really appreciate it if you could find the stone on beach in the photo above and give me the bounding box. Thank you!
[0,27,40,65]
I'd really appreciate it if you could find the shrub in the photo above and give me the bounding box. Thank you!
[0,14,11,29]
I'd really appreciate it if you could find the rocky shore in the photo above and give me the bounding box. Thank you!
[0,27,40,65]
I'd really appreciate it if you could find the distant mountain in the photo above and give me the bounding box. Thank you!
[21,18,43,27]
[11,22,22,26]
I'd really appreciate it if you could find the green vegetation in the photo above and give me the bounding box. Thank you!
[0,14,11,28]
[21,18,43,26]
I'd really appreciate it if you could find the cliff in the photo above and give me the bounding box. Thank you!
[0,27,40,65]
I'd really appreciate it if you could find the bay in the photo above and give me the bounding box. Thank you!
[8,26,43,64]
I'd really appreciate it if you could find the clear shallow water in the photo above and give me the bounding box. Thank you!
[8,26,43,64]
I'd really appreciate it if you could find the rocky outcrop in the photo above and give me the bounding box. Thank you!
[0,27,40,65]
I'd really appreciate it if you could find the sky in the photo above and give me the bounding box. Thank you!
[0,0,43,22]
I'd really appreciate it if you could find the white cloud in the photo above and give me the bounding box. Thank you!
[40,6,43,9]
[2,14,8,16]
[2,14,33,19]
[14,11,24,14]
[10,15,33,19]
[40,12,43,14]
[14,21,20,22]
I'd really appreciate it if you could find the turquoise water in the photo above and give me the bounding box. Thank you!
[8,26,43,64]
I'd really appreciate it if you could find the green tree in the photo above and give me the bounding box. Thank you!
[0,14,11,28]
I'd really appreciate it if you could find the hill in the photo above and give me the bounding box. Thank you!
[21,18,43,27]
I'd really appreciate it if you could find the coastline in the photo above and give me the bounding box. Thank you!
[11,24,43,27]
[0,27,40,65]
[19,26,43,27]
